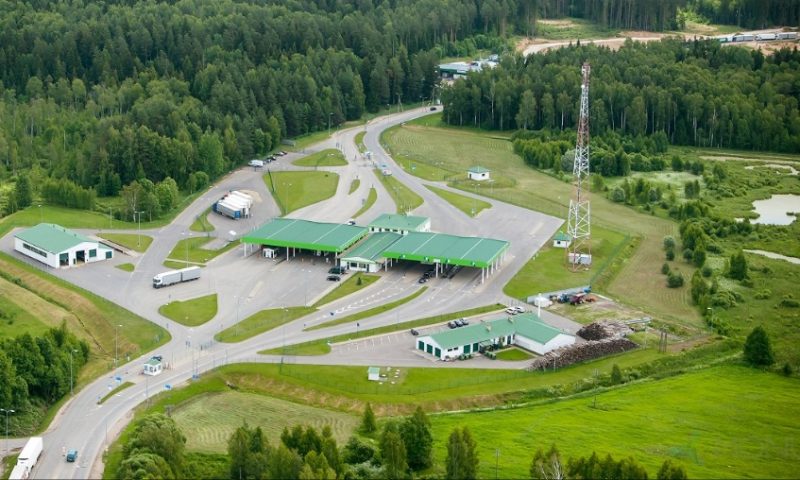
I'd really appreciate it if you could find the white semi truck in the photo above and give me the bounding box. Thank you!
[152,266,201,288]
[9,437,43,480]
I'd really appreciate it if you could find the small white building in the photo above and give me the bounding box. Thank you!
[14,223,114,269]
[416,313,575,360]
[467,166,491,181]
[552,231,571,248]
[340,232,402,273]
[368,213,431,235]
[143,357,163,376]
[367,367,381,381]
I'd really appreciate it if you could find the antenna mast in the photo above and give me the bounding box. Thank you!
[566,62,592,270]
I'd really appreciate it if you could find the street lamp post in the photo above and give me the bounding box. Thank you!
[328,112,333,135]
[183,231,192,267]
[135,210,143,247]
[1,408,14,456]
[38,204,42,223]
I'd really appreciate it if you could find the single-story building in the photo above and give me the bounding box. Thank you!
[552,231,571,248]
[416,313,575,360]
[367,367,381,381]
[143,357,163,376]
[467,166,491,181]
[340,232,402,272]
[14,223,114,269]
[368,213,431,235]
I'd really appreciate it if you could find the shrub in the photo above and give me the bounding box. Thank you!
[701,265,713,277]
[667,272,684,288]
[743,326,775,367]
[779,298,800,308]
[754,289,772,300]
[782,363,793,377]
[665,249,675,261]
[661,263,670,275]
[663,235,676,250]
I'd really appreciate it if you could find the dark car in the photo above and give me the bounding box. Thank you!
[66,449,78,462]
[448,321,457,329]
[460,318,469,326]
[410,328,419,336]
[429,106,437,111]
[454,319,464,327]
[418,277,427,284]
[329,266,347,275]
[326,274,341,282]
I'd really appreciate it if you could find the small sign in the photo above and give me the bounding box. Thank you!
[164,384,172,390]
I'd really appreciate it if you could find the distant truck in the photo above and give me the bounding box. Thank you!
[152,266,201,288]
[9,437,43,479]
[248,159,264,168]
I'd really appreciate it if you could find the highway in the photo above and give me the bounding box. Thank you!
[2,106,562,479]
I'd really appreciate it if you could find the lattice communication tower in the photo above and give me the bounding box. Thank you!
[566,62,592,270]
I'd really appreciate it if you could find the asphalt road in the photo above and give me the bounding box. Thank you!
[1,106,565,479]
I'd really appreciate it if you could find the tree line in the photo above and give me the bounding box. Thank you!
[443,39,800,153]
[0,321,89,434]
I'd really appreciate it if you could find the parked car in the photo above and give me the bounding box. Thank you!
[346,219,356,225]
[410,328,419,336]
[328,266,347,275]
[278,151,288,156]
[447,321,457,329]
[454,319,465,327]
[429,106,437,111]
[460,318,469,325]
[326,274,341,282]
[418,277,427,284]
[66,449,78,462]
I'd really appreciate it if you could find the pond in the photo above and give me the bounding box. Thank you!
[751,194,800,225]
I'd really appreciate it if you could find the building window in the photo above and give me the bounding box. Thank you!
[89,249,97,258]
[22,242,48,257]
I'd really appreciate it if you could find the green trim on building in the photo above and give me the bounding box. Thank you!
[368,213,429,232]
[381,232,508,268]
[15,223,94,254]
[425,313,563,350]
[241,218,368,253]
[341,232,402,264]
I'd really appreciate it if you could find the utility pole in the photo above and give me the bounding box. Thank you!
[566,62,592,271]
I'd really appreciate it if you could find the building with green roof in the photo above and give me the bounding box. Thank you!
[241,218,369,260]
[368,213,431,235]
[416,313,575,360]
[340,232,402,272]
[552,231,571,248]
[14,223,114,269]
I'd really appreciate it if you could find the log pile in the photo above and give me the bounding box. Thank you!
[576,321,633,341]
[527,337,638,371]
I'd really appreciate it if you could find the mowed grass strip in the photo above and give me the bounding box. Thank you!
[267,170,339,215]
[425,185,491,217]
[348,178,361,194]
[0,281,54,339]
[355,131,366,152]
[171,391,359,454]
[493,347,534,361]
[98,381,134,405]
[262,304,505,355]
[313,273,380,307]
[307,286,427,331]
[428,366,800,479]
[97,233,153,253]
[292,148,348,167]
[353,187,377,218]
[189,210,214,233]
[375,170,424,214]
[166,236,237,265]
[216,306,317,343]
[159,294,218,326]
[504,225,628,299]
[382,124,700,326]
[115,263,134,272]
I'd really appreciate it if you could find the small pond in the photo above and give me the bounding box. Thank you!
[751,194,800,225]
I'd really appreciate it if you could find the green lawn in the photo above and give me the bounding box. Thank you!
[375,170,424,214]
[348,179,361,194]
[494,347,534,361]
[312,273,380,307]
[97,233,153,253]
[158,294,218,326]
[307,287,427,331]
[534,17,618,40]
[355,131,366,152]
[261,304,505,356]
[98,381,134,405]
[382,122,700,327]
[215,306,317,343]
[163,259,204,270]
[352,187,377,218]
[115,263,134,272]
[292,148,348,167]
[189,210,214,233]
[425,185,491,217]
[171,391,359,453]
[0,285,52,340]
[504,226,629,299]
[429,366,800,479]
[165,236,238,265]
[267,171,339,215]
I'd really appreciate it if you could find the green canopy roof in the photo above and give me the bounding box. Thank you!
[15,223,94,254]
[381,232,508,268]
[425,313,565,350]
[341,232,402,264]
[368,213,429,232]
[468,166,490,174]
[553,231,571,242]
[241,218,368,253]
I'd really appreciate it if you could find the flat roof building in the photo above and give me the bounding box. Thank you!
[368,213,431,235]
[340,232,402,273]
[242,218,368,260]
[14,223,114,269]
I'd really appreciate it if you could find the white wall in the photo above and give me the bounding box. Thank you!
[15,238,59,268]
[515,333,575,355]
[15,238,113,269]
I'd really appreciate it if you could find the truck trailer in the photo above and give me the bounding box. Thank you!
[10,437,43,479]
[152,266,201,288]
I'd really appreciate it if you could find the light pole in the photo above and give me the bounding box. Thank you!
[1,408,14,456]
[135,210,143,247]
[69,349,78,396]
[37,204,42,223]
[183,231,192,267]
[114,324,122,368]
[328,112,333,135]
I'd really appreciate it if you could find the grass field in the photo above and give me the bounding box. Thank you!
[494,347,534,361]
[97,233,153,253]
[382,123,700,327]
[534,17,618,40]
[425,185,491,217]
[352,187,377,218]
[428,366,800,479]
[0,284,52,340]
[312,273,380,307]
[189,210,214,233]
[115,263,134,272]
[355,131,366,152]
[215,306,317,343]
[159,294,218,326]
[171,391,359,453]
[267,171,339,215]
[165,236,237,265]
[307,287,427,331]
[504,226,629,299]
[292,148,348,167]
[348,179,360,194]
[375,170,424,214]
